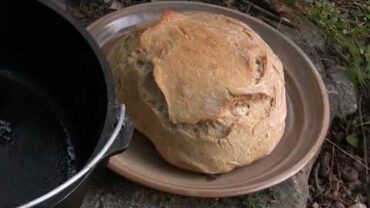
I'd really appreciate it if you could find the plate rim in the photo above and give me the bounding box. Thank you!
[89,1,330,197]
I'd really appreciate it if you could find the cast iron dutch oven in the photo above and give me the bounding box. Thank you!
[0,0,133,207]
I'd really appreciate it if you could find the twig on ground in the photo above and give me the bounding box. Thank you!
[325,139,370,171]
[334,150,341,181]
[240,0,295,28]
[244,0,252,13]
[93,198,103,208]
[329,146,335,190]
[333,180,340,197]
[355,121,370,127]
[358,94,370,207]
[328,44,352,66]
[342,185,352,205]
[79,0,85,9]
[314,162,323,194]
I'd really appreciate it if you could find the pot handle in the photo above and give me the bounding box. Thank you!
[103,104,134,159]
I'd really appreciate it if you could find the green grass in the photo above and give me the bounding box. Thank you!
[243,197,270,208]
[306,1,370,92]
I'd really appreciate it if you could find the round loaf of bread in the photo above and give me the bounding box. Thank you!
[108,11,287,174]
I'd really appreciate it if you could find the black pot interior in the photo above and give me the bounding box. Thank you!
[0,1,109,206]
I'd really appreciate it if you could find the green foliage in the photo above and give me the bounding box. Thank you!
[243,197,269,208]
[345,134,359,148]
[307,1,370,89]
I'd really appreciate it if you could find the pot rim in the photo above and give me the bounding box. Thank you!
[19,1,122,207]
[20,105,126,208]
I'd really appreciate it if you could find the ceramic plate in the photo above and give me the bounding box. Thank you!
[88,1,330,197]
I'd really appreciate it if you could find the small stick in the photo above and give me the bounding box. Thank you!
[241,0,295,28]
[358,94,370,207]
[93,198,103,208]
[329,146,335,191]
[313,162,323,194]
[79,0,85,9]
[245,1,252,13]
[325,139,370,171]
[355,121,370,127]
[334,149,341,180]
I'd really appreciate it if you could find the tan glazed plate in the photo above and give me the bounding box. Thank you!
[88,1,330,197]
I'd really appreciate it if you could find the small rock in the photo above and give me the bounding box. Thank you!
[312,202,319,208]
[248,158,315,208]
[325,79,341,120]
[331,201,346,208]
[326,66,358,118]
[297,18,327,53]
[350,202,367,208]
[109,1,124,10]
[223,0,234,8]
[342,166,359,182]
[348,180,363,192]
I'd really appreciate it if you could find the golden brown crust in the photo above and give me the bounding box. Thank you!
[108,11,287,174]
